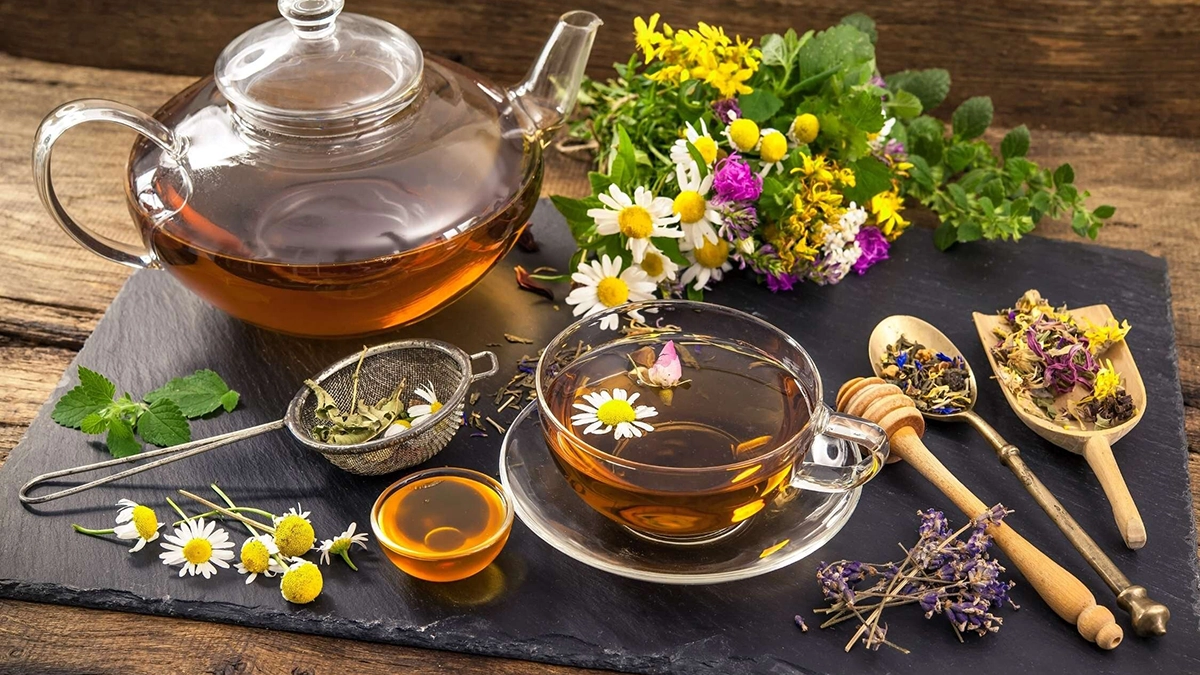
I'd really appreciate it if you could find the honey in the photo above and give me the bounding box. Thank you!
[371,468,513,582]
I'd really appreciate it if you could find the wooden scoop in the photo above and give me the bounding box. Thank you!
[972,305,1147,550]
[838,377,1123,650]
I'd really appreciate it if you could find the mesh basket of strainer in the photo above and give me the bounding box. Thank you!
[20,339,498,504]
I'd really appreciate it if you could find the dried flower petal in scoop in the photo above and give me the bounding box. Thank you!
[878,336,971,414]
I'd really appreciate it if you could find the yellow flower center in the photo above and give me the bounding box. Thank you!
[692,136,718,165]
[428,401,443,415]
[393,419,411,429]
[695,238,731,269]
[790,113,820,144]
[330,537,352,556]
[673,190,707,224]
[182,538,213,565]
[1093,361,1122,400]
[596,399,637,426]
[640,251,665,278]
[131,505,158,541]
[274,515,315,557]
[617,205,654,239]
[760,131,788,163]
[595,277,630,308]
[241,539,270,574]
[280,562,323,604]
[729,118,760,151]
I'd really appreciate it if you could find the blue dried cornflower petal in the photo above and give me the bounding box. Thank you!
[895,352,908,368]
[935,352,953,362]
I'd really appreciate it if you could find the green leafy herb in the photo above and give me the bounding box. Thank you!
[52,366,241,457]
[306,348,406,445]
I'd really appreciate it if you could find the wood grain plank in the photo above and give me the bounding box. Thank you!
[0,1,1198,138]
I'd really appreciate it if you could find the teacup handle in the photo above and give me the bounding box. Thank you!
[33,99,185,269]
[790,406,889,493]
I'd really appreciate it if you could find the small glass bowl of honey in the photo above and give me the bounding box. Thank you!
[370,467,514,582]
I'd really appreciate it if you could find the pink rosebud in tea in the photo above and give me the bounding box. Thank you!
[646,340,683,387]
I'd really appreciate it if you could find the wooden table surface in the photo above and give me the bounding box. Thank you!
[0,53,1197,674]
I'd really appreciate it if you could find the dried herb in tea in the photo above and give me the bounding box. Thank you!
[306,348,406,444]
[878,336,971,414]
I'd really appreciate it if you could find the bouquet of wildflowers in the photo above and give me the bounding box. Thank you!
[549,13,1114,321]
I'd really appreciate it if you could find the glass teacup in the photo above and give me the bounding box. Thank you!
[536,300,888,544]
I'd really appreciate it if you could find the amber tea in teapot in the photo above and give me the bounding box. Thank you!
[34,1,601,337]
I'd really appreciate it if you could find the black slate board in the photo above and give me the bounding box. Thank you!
[2,200,1198,674]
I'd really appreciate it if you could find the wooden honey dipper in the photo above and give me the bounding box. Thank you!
[837,377,1124,650]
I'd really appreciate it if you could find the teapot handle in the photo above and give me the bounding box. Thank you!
[33,99,185,269]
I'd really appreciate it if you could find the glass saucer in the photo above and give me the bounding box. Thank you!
[499,402,861,585]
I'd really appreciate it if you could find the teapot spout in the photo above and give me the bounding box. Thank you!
[508,11,601,137]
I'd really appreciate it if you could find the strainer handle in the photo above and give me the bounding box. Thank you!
[469,351,499,381]
[18,419,285,504]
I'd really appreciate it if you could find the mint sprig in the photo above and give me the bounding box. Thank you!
[52,367,240,457]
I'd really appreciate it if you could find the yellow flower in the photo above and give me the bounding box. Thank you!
[870,189,910,239]
[1084,319,1131,354]
[706,61,755,98]
[640,18,761,97]
[633,14,665,61]
[1092,360,1122,401]
[794,154,834,184]
[280,561,323,604]
[789,114,820,144]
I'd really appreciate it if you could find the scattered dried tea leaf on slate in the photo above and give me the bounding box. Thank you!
[514,265,555,301]
[504,333,535,344]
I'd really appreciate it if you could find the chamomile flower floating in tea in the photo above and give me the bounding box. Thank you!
[571,388,658,440]
[280,560,324,605]
[407,382,443,426]
[318,522,370,571]
[879,336,972,415]
[236,534,287,585]
[71,498,164,553]
[158,517,235,579]
[681,238,733,291]
[274,505,316,558]
[672,162,722,249]
[566,255,657,331]
[587,184,681,263]
[670,119,719,169]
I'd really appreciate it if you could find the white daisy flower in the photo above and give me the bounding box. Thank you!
[672,162,722,249]
[636,247,680,283]
[159,517,235,579]
[722,111,761,153]
[571,388,658,440]
[317,522,370,570]
[757,128,790,177]
[113,498,162,553]
[565,254,657,331]
[680,237,734,291]
[588,184,681,263]
[669,119,719,169]
[407,382,443,426]
[273,504,316,558]
[235,534,288,584]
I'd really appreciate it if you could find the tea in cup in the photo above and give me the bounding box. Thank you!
[536,301,888,544]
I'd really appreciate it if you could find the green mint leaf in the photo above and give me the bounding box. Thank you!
[1000,125,1030,159]
[737,89,783,123]
[884,69,951,112]
[1092,205,1116,219]
[685,142,709,179]
[905,116,945,165]
[957,220,984,242]
[1071,210,1090,237]
[220,389,240,413]
[843,89,885,133]
[906,155,935,190]
[885,89,922,120]
[946,183,970,211]
[608,126,638,190]
[588,171,614,195]
[797,24,874,82]
[759,33,788,67]
[52,366,117,429]
[843,157,892,205]
[839,13,877,44]
[1053,163,1075,188]
[686,285,704,301]
[933,221,958,251]
[945,144,977,173]
[79,413,109,435]
[951,96,993,140]
[106,420,141,458]
[144,369,239,419]
[136,398,191,447]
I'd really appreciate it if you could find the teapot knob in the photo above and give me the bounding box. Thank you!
[279,0,343,40]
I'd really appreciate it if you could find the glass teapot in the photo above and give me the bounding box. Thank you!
[33,1,600,337]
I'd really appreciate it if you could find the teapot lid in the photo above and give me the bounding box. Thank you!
[215,0,423,135]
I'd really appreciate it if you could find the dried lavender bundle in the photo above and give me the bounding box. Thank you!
[812,505,1017,653]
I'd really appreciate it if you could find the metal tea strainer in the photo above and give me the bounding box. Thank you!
[19,339,498,504]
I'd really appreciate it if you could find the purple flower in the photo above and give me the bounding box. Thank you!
[715,200,758,241]
[766,271,798,293]
[712,154,762,202]
[869,74,887,89]
[712,98,741,125]
[852,227,890,275]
